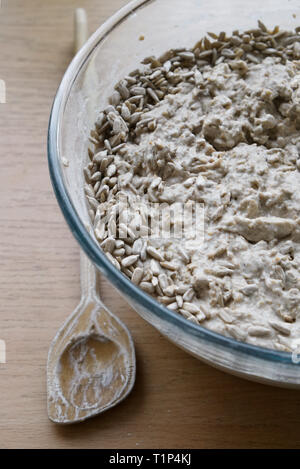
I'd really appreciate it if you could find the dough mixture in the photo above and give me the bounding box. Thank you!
[84,23,300,352]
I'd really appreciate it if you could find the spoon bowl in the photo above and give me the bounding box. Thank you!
[47,253,135,424]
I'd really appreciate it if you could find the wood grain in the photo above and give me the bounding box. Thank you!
[0,0,300,449]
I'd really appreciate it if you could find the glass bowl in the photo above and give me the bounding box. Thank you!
[48,0,300,387]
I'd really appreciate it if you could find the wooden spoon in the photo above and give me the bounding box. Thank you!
[47,11,135,424]
[47,251,136,424]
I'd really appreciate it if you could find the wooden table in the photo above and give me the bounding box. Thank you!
[0,0,300,449]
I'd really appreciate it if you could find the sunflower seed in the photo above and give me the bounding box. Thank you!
[175,285,188,295]
[87,196,99,211]
[221,48,236,58]
[115,240,124,249]
[218,309,233,324]
[109,91,121,106]
[84,184,95,198]
[168,302,179,311]
[104,139,112,151]
[160,261,177,271]
[178,51,195,61]
[132,267,144,285]
[163,285,176,297]
[178,247,190,264]
[98,154,112,170]
[147,87,160,103]
[130,112,143,124]
[226,325,247,341]
[179,309,193,320]
[240,284,258,296]
[111,143,126,153]
[157,274,168,291]
[183,302,201,315]
[104,105,116,114]
[95,112,105,128]
[258,20,268,32]
[90,171,101,182]
[246,53,261,63]
[183,288,195,302]
[132,238,144,255]
[121,103,131,120]
[195,311,206,322]
[147,246,164,262]
[114,248,125,257]
[136,117,155,128]
[176,296,183,308]
[159,296,176,305]
[248,326,271,337]
[187,315,200,324]
[140,243,147,262]
[269,321,291,336]
[93,150,108,163]
[140,282,155,294]
[101,237,116,253]
[98,185,109,202]
[105,252,120,270]
[117,80,130,99]
[198,50,213,60]
[150,259,160,276]
[152,276,159,287]
[107,164,117,178]
[121,255,139,268]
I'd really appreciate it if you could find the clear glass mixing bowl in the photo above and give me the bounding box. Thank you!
[48,0,300,387]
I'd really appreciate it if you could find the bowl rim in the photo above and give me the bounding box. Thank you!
[48,0,296,366]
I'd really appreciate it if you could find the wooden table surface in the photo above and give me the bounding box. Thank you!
[1,0,300,449]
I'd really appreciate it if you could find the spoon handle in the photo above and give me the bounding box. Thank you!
[74,8,88,54]
[80,250,100,302]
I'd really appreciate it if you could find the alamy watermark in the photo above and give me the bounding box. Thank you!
[97,194,205,248]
